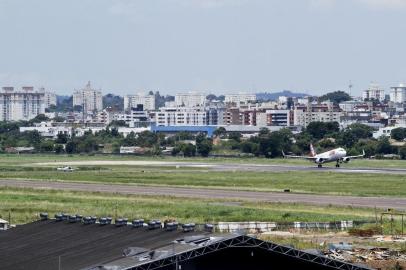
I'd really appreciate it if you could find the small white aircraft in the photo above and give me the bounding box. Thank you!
[56,166,75,172]
[282,144,365,168]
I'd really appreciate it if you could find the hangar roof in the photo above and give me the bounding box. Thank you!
[0,219,371,270]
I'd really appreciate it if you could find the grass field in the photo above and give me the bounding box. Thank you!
[0,187,377,225]
[0,163,405,197]
[0,154,404,228]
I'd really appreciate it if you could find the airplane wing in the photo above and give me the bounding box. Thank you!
[282,151,317,160]
[344,150,365,159]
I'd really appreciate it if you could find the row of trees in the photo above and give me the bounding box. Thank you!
[1,117,406,159]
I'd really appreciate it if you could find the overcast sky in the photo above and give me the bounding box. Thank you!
[0,0,405,96]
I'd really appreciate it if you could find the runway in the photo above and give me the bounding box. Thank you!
[36,160,406,175]
[1,179,405,210]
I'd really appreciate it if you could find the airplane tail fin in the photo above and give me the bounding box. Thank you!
[310,144,316,157]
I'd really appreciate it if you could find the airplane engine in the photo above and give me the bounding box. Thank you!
[342,157,350,163]
[315,158,324,164]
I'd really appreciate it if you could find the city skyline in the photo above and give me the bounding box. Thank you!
[1,0,405,95]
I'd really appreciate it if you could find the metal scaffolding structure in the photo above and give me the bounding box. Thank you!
[128,235,371,270]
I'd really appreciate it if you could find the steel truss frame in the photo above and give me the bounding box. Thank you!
[126,235,371,270]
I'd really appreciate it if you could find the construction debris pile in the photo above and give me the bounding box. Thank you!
[325,244,406,264]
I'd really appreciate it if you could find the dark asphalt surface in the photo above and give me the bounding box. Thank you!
[1,179,405,210]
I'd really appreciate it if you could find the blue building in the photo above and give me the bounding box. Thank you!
[151,125,217,137]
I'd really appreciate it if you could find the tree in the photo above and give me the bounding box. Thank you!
[54,144,64,154]
[391,128,406,141]
[65,141,76,154]
[337,123,373,148]
[30,114,49,124]
[228,132,242,142]
[53,116,66,122]
[103,94,124,111]
[399,146,406,160]
[171,146,181,156]
[213,127,227,138]
[73,105,83,112]
[108,120,128,127]
[376,137,394,154]
[318,91,351,104]
[112,142,121,154]
[55,132,68,144]
[319,138,336,149]
[196,139,213,157]
[259,127,270,136]
[180,143,196,157]
[240,141,258,154]
[39,140,54,152]
[306,122,339,140]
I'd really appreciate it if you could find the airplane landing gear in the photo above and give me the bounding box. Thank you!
[317,164,322,168]
[336,161,340,168]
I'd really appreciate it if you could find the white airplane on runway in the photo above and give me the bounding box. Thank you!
[282,144,365,168]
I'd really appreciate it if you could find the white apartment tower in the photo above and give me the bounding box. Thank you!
[362,84,385,102]
[0,87,46,121]
[175,93,206,107]
[73,82,103,112]
[224,93,256,104]
[390,83,406,104]
[38,87,57,109]
[124,94,155,111]
[155,107,206,126]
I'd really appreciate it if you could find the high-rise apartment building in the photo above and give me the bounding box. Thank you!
[175,93,206,107]
[390,83,406,104]
[73,82,103,112]
[38,87,57,109]
[124,94,155,111]
[0,87,46,121]
[362,84,385,102]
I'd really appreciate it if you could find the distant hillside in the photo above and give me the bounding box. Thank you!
[55,95,73,112]
[256,90,309,101]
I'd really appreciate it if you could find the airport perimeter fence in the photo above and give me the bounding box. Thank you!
[213,220,375,234]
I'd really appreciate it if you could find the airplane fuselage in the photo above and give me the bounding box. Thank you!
[313,148,347,164]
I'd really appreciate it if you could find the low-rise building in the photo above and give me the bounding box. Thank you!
[124,93,155,111]
[175,92,206,107]
[266,110,292,126]
[155,107,207,126]
[224,93,256,105]
[373,125,406,139]
[113,106,153,127]
[20,122,72,138]
[293,102,342,127]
